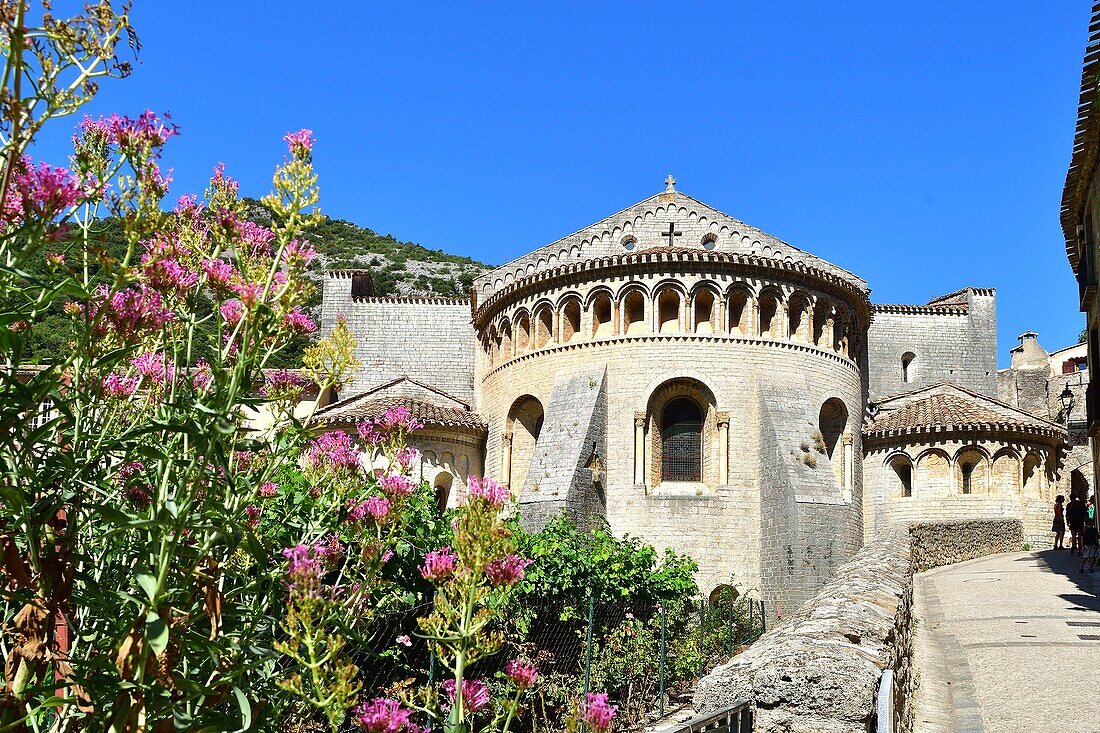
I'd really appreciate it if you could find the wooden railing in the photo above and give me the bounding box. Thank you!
[668,701,753,733]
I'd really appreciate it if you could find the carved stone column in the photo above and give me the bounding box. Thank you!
[842,433,854,501]
[502,431,513,488]
[634,412,646,486]
[717,412,730,485]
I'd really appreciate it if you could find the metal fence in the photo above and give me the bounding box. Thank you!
[354,591,765,729]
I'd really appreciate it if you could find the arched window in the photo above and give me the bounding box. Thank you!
[759,292,779,339]
[534,307,552,349]
[693,289,715,334]
[956,448,987,495]
[819,398,849,492]
[561,299,582,342]
[433,473,453,513]
[623,291,645,334]
[889,454,914,497]
[728,290,751,335]
[657,289,681,333]
[592,293,613,337]
[661,398,702,482]
[902,352,916,383]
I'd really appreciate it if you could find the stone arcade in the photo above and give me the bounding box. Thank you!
[314,180,1072,613]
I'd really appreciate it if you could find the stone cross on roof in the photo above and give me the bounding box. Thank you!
[664,174,676,192]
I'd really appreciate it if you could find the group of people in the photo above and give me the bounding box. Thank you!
[1052,493,1098,572]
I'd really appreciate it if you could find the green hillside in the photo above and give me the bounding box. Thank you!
[13,201,493,365]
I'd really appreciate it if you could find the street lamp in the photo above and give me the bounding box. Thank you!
[1060,385,1074,424]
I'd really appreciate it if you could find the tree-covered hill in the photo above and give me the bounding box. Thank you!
[13,200,493,365]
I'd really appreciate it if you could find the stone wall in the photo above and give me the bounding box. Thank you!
[695,519,1024,732]
[866,289,997,400]
[321,273,475,401]
[695,528,914,733]
[909,518,1024,572]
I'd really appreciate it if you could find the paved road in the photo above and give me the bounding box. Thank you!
[913,550,1100,733]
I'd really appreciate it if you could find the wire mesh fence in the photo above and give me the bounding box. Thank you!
[345,590,765,730]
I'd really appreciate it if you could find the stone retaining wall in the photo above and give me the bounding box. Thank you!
[693,519,1024,732]
[694,528,913,733]
[909,518,1024,572]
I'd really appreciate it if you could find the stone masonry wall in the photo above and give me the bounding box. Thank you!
[909,518,1024,572]
[695,519,1024,732]
[695,528,913,733]
[322,272,475,401]
[866,289,997,400]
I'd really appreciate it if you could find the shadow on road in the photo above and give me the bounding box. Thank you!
[1034,548,1099,610]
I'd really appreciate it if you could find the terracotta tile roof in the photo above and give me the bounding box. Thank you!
[865,383,1065,441]
[314,395,486,433]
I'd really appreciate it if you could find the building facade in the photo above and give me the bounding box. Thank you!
[317,180,1066,613]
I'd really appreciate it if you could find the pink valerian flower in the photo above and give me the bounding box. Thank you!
[131,351,175,384]
[580,693,617,733]
[284,308,318,334]
[466,476,510,507]
[232,281,263,307]
[62,301,83,317]
[380,404,425,432]
[442,678,490,714]
[101,372,139,397]
[284,129,314,158]
[259,481,279,498]
[354,698,414,733]
[261,368,309,397]
[356,420,385,446]
[191,360,213,391]
[395,634,412,647]
[283,543,323,596]
[104,110,179,151]
[314,533,345,566]
[237,220,276,257]
[505,659,539,689]
[420,546,458,583]
[219,299,245,326]
[125,483,153,508]
[244,505,261,528]
[485,554,532,587]
[347,495,391,523]
[88,285,175,338]
[203,258,237,290]
[282,238,317,268]
[46,252,65,267]
[210,162,239,196]
[396,447,421,470]
[144,255,200,292]
[5,157,82,223]
[379,473,415,498]
[306,431,361,472]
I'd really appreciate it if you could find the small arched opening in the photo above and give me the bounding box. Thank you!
[787,293,810,343]
[645,377,719,488]
[819,398,849,491]
[623,290,646,335]
[693,289,716,334]
[902,352,916,384]
[759,292,779,339]
[515,313,531,355]
[889,454,914,497]
[1071,468,1090,500]
[533,306,552,349]
[506,395,544,493]
[561,299,582,343]
[657,289,682,333]
[955,447,988,495]
[433,472,453,513]
[1022,452,1043,495]
[728,289,751,336]
[592,293,613,338]
[498,322,513,360]
[991,449,1020,493]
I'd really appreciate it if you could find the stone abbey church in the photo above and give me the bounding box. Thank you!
[315,179,1077,614]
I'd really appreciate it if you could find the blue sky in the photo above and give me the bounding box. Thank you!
[35,2,1092,365]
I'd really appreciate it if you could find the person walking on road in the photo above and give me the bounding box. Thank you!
[1053,495,1066,549]
[1066,495,1087,555]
